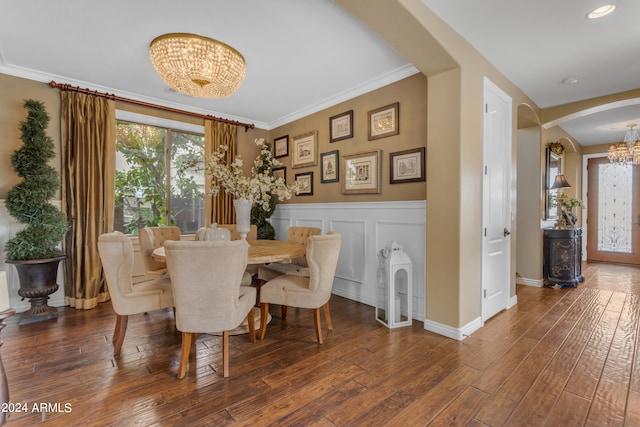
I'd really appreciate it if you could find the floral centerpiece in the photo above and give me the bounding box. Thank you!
[205,138,300,237]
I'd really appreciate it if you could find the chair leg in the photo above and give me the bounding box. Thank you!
[313,308,323,344]
[177,332,194,379]
[259,303,269,340]
[112,315,128,356]
[323,302,333,331]
[252,278,264,307]
[247,307,256,343]
[222,330,230,378]
[112,315,121,343]
[281,305,288,320]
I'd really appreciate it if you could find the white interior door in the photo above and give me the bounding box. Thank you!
[482,77,512,321]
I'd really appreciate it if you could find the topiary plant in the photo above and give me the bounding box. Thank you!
[5,100,68,261]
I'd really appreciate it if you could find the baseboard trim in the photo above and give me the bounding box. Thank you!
[424,316,482,341]
[516,277,543,287]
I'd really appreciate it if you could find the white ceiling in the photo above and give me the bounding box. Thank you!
[421,0,640,146]
[1,0,639,146]
[0,0,417,130]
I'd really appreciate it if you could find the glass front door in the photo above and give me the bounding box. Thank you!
[587,157,640,264]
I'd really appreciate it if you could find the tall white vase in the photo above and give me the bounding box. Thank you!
[233,198,252,240]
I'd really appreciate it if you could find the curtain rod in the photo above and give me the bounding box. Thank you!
[49,81,255,131]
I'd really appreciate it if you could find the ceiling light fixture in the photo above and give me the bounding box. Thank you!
[561,77,579,85]
[608,124,640,165]
[586,4,616,19]
[149,33,246,98]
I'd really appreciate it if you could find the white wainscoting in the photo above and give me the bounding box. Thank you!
[271,201,426,321]
[0,199,66,312]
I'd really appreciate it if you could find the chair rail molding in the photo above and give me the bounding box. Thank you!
[272,200,426,321]
[0,199,66,312]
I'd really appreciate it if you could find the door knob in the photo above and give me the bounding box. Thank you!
[504,228,511,237]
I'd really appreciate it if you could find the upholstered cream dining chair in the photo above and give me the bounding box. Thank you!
[97,232,174,356]
[216,224,259,277]
[259,232,341,344]
[195,226,254,286]
[258,226,321,282]
[138,226,180,279]
[163,239,256,378]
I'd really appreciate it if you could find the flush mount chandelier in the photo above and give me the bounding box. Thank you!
[608,124,640,165]
[149,33,246,98]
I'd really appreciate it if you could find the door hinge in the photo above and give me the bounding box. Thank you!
[484,289,487,298]
[484,228,487,237]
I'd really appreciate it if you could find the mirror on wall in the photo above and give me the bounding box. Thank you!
[545,147,563,220]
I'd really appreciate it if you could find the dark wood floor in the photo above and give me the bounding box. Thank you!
[2,262,640,426]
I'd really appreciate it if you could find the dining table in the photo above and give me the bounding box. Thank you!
[151,239,307,335]
[151,239,306,265]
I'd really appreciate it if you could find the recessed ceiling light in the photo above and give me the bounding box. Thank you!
[562,77,579,85]
[587,4,616,19]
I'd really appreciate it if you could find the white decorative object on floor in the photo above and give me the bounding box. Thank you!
[376,241,412,328]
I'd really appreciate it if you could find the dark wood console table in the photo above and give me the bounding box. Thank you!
[543,228,584,288]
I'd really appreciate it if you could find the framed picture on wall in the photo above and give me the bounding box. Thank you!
[390,147,425,184]
[295,171,314,195]
[292,131,318,168]
[320,150,339,183]
[330,110,353,142]
[368,102,399,140]
[342,150,381,194]
[274,135,289,158]
[273,166,286,182]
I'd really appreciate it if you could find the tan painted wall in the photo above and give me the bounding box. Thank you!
[582,144,610,156]
[516,127,543,281]
[340,0,540,328]
[0,76,60,198]
[263,73,428,204]
[396,0,536,326]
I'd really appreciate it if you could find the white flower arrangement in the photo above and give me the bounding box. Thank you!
[552,193,583,210]
[206,138,300,211]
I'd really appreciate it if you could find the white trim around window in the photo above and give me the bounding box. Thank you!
[115,110,204,134]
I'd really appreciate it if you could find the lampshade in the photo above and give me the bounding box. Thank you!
[550,174,571,189]
[149,33,246,98]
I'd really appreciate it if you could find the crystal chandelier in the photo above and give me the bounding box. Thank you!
[608,124,640,165]
[149,33,246,98]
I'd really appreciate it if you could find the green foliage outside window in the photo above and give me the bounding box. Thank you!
[114,121,204,235]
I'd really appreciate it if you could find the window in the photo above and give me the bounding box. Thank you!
[114,112,205,235]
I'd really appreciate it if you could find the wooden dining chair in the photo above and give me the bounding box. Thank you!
[138,226,180,279]
[259,232,341,344]
[97,232,174,356]
[163,239,256,378]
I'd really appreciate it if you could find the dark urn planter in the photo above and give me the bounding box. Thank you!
[5,256,65,325]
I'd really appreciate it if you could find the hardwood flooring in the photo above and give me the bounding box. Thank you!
[2,262,640,426]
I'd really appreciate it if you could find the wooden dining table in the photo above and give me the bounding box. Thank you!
[151,239,306,334]
[151,239,306,265]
